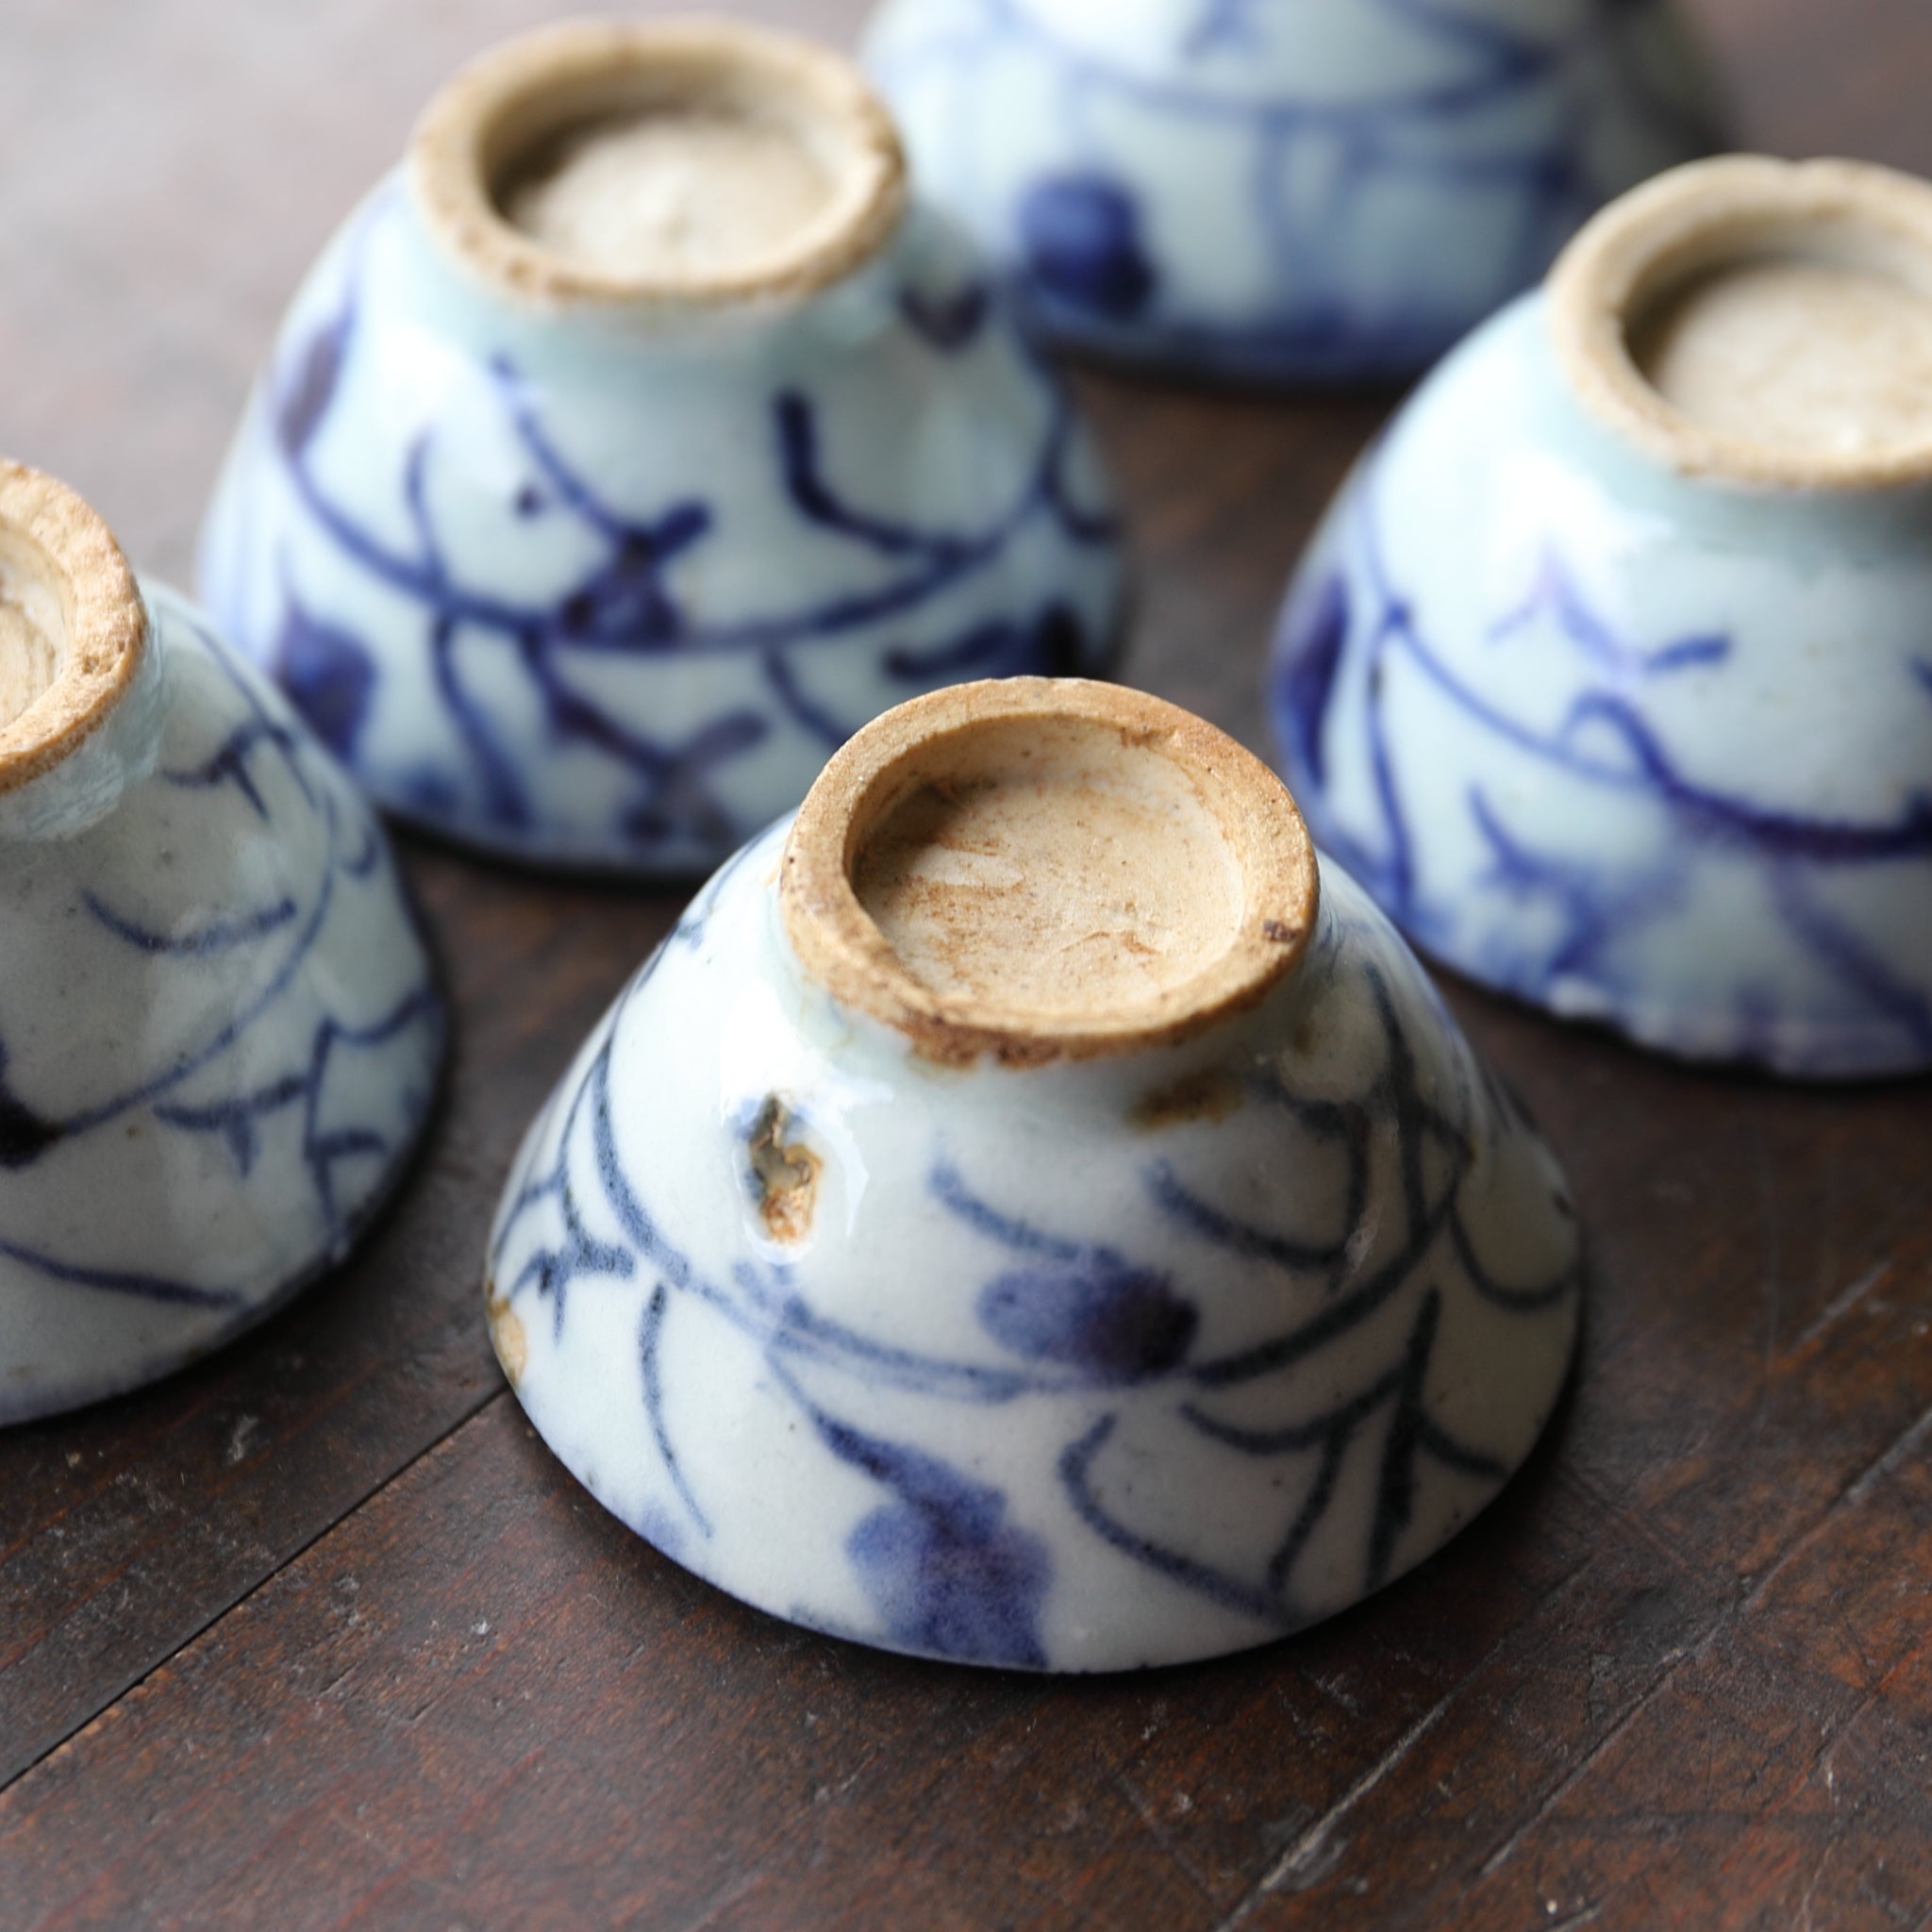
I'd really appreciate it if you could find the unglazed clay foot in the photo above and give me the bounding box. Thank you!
[199,17,1126,876]
[0,462,445,1424]
[1271,155,1932,1078]
[864,0,1723,385]
[487,679,1580,1672]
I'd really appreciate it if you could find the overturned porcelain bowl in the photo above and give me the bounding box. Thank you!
[0,463,444,1424]
[488,678,1580,1671]
[200,17,1126,876]
[864,0,1722,384]
[1272,156,1932,1079]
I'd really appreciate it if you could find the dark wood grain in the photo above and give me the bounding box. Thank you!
[3,1,1931,1926]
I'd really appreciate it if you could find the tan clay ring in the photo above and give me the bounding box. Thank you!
[780,678,1321,1068]
[409,16,908,309]
[1549,154,1932,491]
[0,462,147,799]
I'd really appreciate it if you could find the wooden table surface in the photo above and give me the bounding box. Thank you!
[4,2,1931,1926]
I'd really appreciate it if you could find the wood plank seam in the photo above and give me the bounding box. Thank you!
[0,1378,508,1795]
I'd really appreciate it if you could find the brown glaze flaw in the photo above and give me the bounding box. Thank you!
[746,1096,822,1244]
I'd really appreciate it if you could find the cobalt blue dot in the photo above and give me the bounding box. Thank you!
[1276,574,1350,791]
[838,1424,1054,1669]
[0,1079,63,1170]
[867,0,1724,382]
[1018,175,1158,322]
[275,602,376,761]
[977,1259,1198,1382]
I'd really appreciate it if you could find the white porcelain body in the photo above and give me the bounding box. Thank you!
[864,0,1720,383]
[0,586,444,1424]
[488,818,1580,1672]
[199,181,1126,874]
[1270,293,1932,1077]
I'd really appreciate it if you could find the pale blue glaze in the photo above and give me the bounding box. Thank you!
[489,820,1580,1671]
[1271,293,1932,1077]
[200,185,1126,874]
[865,0,1722,383]
[0,588,444,1422]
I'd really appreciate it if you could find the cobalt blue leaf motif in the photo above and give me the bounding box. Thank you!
[867,0,1723,379]
[1275,572,1350,791]
[0,591,444,1419]
[199,192,1125,874]
[488,824,1580,1669]
[976,1259,1197,1383]
[1018,175,1159,322]
[1271,466,1932,1074]
[818,1403,1053,1670]
[274,595,377,761]
[0,1047,63,1170]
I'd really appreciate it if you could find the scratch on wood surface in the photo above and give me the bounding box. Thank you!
[1476,1598,1736,1880]
[1205,1553,1604,1930]
[1210,1686,1463,1930]
[1845,1397,1932,1508]
[1798,1835,1841,1932]
[1752,1127,1782,1436]
[1821,1590,1882,1701]
[1,1389,508,1795]
[1485,1421,1932,1896]
[1300,1669,1362,1719]
[1567,1468,1702,1581]
[1744,1392,1932,1615]
[1545,1905,1604,1932]
[667,1865,771,1932]
[1108,1766,1215,1906]
[1790,1259,1892,1357]
[1786,1619,1932,1830]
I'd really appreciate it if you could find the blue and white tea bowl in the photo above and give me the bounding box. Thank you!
[487,679,1580,1671]
[1271,158,1932,1078]
[864,0,1722,384]
[199,19,1126,876]
[0,463,444,1424]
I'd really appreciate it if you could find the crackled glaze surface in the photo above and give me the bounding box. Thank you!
[864,0,1721,383]
[1270,291,1932,1077]
[1,588,443,1424]
[487,818,1579,1671]
[199,177,1124,874]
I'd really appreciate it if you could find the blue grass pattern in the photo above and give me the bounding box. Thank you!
[0,611,444,1306]
[222,227,1120,868]
[491,894,1575,1662]
[1272,475,1932,1069]
[871,0,1720,379]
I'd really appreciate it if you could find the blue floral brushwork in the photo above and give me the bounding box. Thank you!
[1184,0,1265,56]
[1060,964,1571,1628]
[491,904,1576,1660]
[1018,176,1158,322]
[0,613,442,1309]
[768,1348,1054,1669]
[257,253,1119,858]
[885,0,1719,375]
[1272,476,1932,1063]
